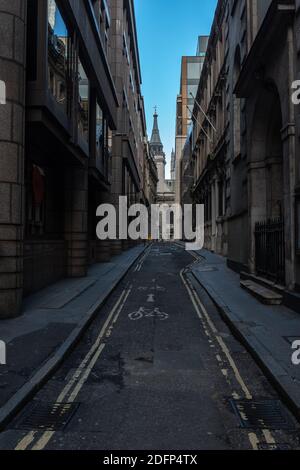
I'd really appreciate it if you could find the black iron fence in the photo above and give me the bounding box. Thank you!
[255,217,285,284]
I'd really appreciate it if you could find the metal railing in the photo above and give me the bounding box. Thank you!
[255,217,285,284]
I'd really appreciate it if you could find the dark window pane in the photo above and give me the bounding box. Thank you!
[96,101,104,158]
[48,0,69,112]
[78,59,89,142]
[187,62,203,80]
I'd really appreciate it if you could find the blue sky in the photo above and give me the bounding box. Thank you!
[134,0,217,177]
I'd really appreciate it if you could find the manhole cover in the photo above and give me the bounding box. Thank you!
[229,399,294,430]
[258,443,291,451]
[14,402,80,431]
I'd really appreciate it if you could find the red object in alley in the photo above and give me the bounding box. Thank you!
[32,165,45,206]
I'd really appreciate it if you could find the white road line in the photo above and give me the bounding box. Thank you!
[15,287,132,451]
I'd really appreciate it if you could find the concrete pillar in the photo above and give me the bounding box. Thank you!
[282,123,296,290]
[64,167,89,277]
[95,240,111,262]
[0,1,27,318]
[95,190,111,263]
[109,134,124,256]
[110,239,123,256]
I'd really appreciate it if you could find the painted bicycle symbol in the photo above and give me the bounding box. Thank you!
[128,307,169,321]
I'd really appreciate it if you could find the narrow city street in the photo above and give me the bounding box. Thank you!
[0,243,299,451]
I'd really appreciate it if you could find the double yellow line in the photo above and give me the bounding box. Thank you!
[133,245,151,272]
[180,268,277,450]
[15,286,132,451]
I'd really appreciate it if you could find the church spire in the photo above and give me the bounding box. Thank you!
[150,108,164,156]
[171,148,176,180]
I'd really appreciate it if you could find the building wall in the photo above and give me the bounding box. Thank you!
[226,0,249,270]
[189,1,228,256]
[175,50,207,204]
[0,0,27,317]
[0,0,150,318]
[185,0,300,294]
[235,0,297,289]
[109,0,146,253]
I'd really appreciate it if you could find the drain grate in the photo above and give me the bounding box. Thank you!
[258,443,291,451]
[229,399,294,430]
[14,402,80,431]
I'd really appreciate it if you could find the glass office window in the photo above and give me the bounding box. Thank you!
[187,83,199,99]
[187,62,202,80]
[48,0,69,112]
[78,59,89,142]
[96,101,104,158]
[108,127,113,155]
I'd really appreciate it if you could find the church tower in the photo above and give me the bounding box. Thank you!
[149,109,166,194]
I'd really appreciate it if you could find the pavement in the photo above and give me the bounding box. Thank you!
[0,244,147,429]
[191,249,300,420]
[0,242,299,450]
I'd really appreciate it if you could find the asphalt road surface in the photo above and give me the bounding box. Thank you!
[0,243,299,450]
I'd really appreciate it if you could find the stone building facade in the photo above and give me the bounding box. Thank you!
[0,0,151,318]
[107,0,150,255]
[185,0,300,307]
[189,2,228,255]
[175,36,208,205]
[234,0,296,294]
[149,111,175,239]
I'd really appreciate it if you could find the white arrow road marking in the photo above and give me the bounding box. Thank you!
[147,294,155,303]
